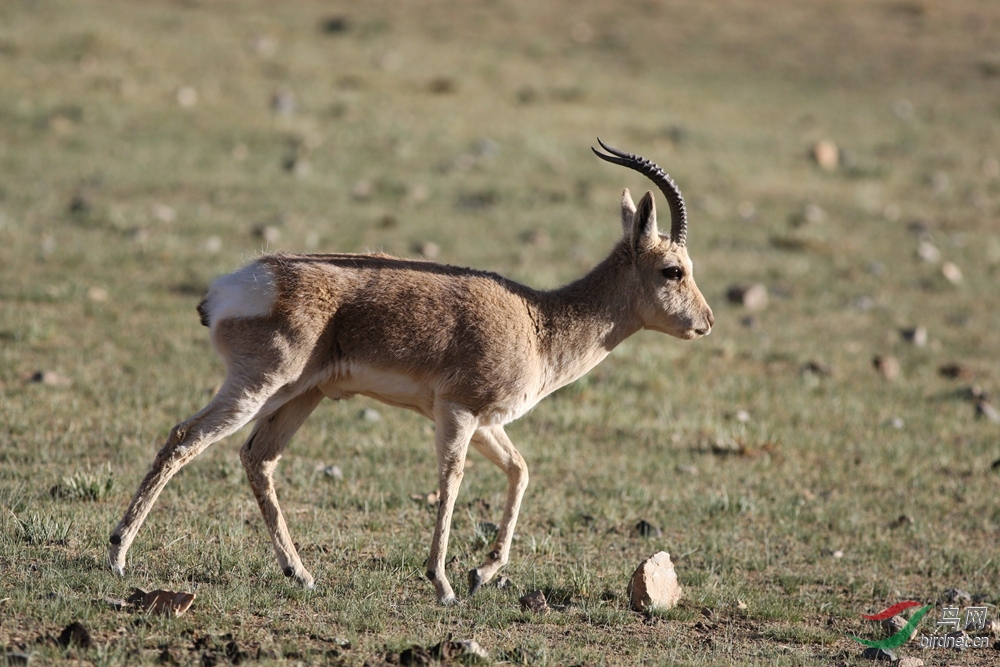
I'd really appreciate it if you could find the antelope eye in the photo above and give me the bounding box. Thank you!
[661,266,684,280]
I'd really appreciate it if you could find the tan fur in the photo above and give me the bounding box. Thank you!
[109,189,713,604]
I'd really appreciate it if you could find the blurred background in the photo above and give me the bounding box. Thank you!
[2,1,999,664]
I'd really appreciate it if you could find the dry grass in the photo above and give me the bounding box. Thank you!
[2,0,1000,664]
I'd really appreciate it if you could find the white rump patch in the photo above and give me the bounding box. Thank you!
[203,262,277,325]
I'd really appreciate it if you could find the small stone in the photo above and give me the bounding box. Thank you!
[675,464,698,476]
[251,225,280,244]
[942,587,972,604]
[627,551,683,612]
[737,201,755,221]
[351,179,373,200]
[734,410,750,423]
[633,520,662,538]
[736,599,748,612]
[87,287,108,302]
[938,363,972,379]
[493,576,512,590]
[428,77,456,94]
[414,241,440,260]
[251,34,278,57]
[890,417,905,429]
[916,241,940,263]
[945,630,968,650]
[153,204,176,223]
[726,283,768,311]
[454,640,488,660]
[519,589,550,613]
[323,465,343,480]
[359,408,381,422]
[881,614,914,639]
[900,326,927,346]
[29,370,72,387]
[861,647,895,661]
[832,550,844,558]
[813,140,839,171]
[977,401,1000,423]
[58,622,93,649]
[204,235,222,254]
[271,88,296,115]
[941,262,963,284]
[176,86,198,108]
[873,355,900,381]
[890,514,915,528]
[803,360,833,377]
[895,658,923,667]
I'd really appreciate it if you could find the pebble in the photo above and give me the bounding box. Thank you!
[860,647,895,661]
[977,401,1000,423]
[271,88,296,115]
[359,408,381,422]
[813,140,839,171]
[873,355,900,381]
[29,370,72,387]
[900,326,927,346]
[675,464,698,476]
[414,241,440,260]
[942,587,971,604]
[519,589,550,613]
[726,283,768,311]
[882,614,915,639]
[87,287,108,302]
[916,241,941,263]
[627,551,683,612]
[941,262,963,284]
[896,658,923,667]
[176,86,198,108]
[323,465,343,480]
[633,519,662,538]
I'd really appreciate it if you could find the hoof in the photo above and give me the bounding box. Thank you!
[439,595,460,607]
[110,563,125,577]
[468,569,483,596]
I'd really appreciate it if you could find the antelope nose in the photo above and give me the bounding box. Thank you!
[695,309,715,336]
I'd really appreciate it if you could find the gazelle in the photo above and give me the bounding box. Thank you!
[109,140,714,604]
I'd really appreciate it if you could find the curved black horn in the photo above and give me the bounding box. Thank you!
[591,138,688,246]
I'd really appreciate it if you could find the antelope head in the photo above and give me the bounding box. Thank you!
[594,139,714,340]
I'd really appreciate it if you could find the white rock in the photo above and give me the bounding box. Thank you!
[896,658,923,667]
[627,551,683,612]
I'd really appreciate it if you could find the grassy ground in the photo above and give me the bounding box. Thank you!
[2,0,1000,664]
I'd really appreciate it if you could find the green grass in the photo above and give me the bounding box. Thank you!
[2,0,1000,664]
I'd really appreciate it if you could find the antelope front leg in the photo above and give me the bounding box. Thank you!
[425,402,478,605]
[467,425,528,595]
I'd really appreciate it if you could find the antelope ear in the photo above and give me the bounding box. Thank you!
[620,188,637,237]
[631,191,659,253]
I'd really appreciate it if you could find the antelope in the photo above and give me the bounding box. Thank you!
[108,140,714,604]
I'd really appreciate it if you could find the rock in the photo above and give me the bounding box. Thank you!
[890,514,915,528]
[916,241,940,263]
[942,587,972,604]
[627,551,683,612]
[633,519,662,537]
[675,464,698,476]
[896,658,923,667]
[900,326,927,346]
[323,465,343,480]
[453,640,488,660]
[519,589,550,613]
[946,630,968,650]
[29,370,72,387]
[58,622,93,649]
[860,646,895,661]
[813,140,839,171]
[941,262,963,284]
[359,408,381,422]
[882,614,915,639]
[802,360,833,377]
[493,576,512,590]
[938,363,972,379]
[176,86,198,108]
[414,241,440,260]
[726,283,768,311]
[977,401,1000,423]
[271,88,296,116]
[873,355,900,381]
[251,225,280,244]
